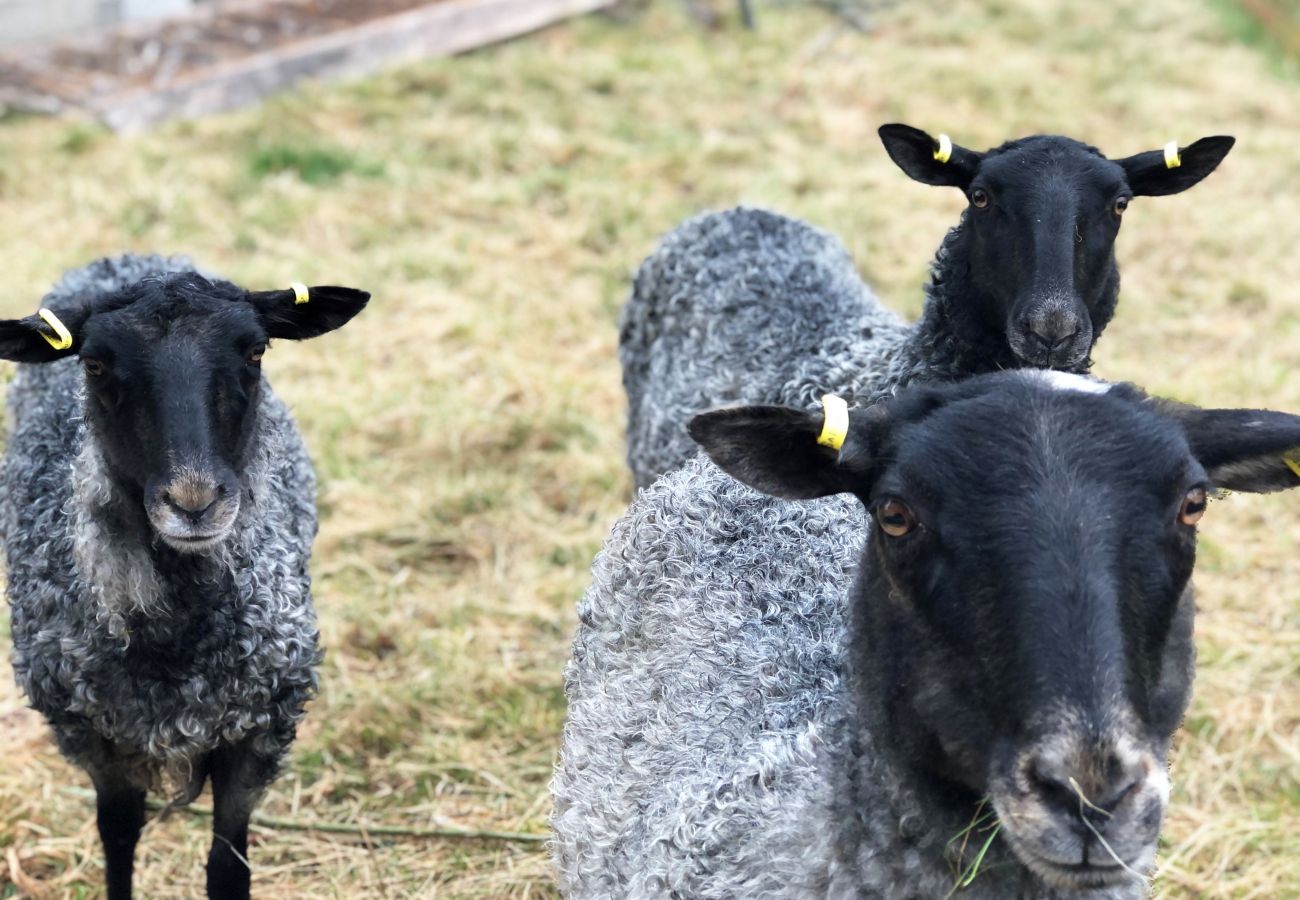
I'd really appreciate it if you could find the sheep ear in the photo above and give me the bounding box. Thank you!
[1162,403,1300,493]
[878,124,982,190]
[688,405,884,500]
[246,286,370,340]
[0,315,82,363]
[1117,136,1235,197]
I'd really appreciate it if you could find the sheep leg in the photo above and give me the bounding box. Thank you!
[89,766,146,900]
[206,739,273,900]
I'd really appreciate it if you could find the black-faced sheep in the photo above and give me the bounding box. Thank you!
[0,257,369,900]
[552,369,1300,898]
[620,126,1235,488]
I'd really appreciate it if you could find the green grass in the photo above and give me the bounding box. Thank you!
[247,142,386,185]
[0,0,1298,896]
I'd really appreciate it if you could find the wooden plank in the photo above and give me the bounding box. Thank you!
[4,0,616,132]
[96,0,615,131]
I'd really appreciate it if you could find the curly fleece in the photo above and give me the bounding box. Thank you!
[2,256,320,795]
[551,453,1145,899]
[619,206,1006,490]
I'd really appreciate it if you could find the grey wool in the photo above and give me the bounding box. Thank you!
[621,206,998,490]
[1,255,319,796]
[550,453,1143,900]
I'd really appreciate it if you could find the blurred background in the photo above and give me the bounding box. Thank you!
[0,0,1297,896]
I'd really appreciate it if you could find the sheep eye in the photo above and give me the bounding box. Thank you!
[1179,487,1207,527]
[1113,196,1129,217]
[970,188,990,210]
[876,499,917,538]
[82,357,105,377]
[247,345,266,364]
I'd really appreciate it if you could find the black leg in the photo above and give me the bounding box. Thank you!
[90,768,146,900]
[207,739,276,900]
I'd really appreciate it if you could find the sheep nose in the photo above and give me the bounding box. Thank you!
[1025,322,1079,354]
[1026,751,1146,823]
[165,481,219,520]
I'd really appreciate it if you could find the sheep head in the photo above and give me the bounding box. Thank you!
[879,124,1234,372]
[691,370,1300,891]
[0,270,369,552]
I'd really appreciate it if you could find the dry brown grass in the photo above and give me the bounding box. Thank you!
[0,0,1296,896]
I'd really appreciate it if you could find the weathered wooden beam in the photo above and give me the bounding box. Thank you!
[3,0,617,132]
[101,0,617,131]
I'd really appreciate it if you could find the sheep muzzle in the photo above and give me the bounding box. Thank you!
[145,466,241,552]
[988,721,1167,891]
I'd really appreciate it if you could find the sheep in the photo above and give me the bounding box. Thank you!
[620,125,1236,489]
[552,368,1300,898]
[0,256,370,900]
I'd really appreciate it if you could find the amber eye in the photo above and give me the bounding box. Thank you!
[247,345,266,364]
[970,188,990,209]
[1114,196,1130,217]
[876,499,918,538]
[82,357,105,376]
[1179,487,1207,526]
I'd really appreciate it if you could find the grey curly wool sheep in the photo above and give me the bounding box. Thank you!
[553,449,1129,899]
[555,453,1033,899]
[553,370,1300,899]
[553,452,868,896]
[1,256,369,899]
[621,127,1237,489]
[620,206,912,489]
[4,354,318,770]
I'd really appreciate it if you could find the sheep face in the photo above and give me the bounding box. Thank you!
[77,291,268,552]
[866,387,1196,890]
[879,125,1235,372]
[0,271,370,554]
[691,370,1300,892]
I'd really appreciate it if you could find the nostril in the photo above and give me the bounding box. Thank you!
[1027,328,1079,353]
[1028,762,1077,812]
[1028,755,1145,821]
[165,485,219,519]
[1094,772,1141,812]
[167,496,216,520]
[1094,755,1146,812]
[1047,331,1078,352]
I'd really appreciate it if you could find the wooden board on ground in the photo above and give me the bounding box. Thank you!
[0,0,616,132]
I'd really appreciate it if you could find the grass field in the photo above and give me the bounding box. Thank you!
[0,0,1298,896]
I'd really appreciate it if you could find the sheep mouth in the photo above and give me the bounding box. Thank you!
[991,787,1160,894]
[1007,338,1092,372]
[147,498,241,553]
[1004,317,1094,372]
[154,529,232,553]
[1020,850,1139,887]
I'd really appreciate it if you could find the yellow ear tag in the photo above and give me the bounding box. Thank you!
[933,133,953,164]
[1163,140,1181,169]
[290,281,310,305]
[1283,448,1300,479]
[817,394,849,451]
[37,308,73,351]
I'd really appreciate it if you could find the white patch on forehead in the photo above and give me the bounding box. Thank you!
[1026,369,1112,395]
